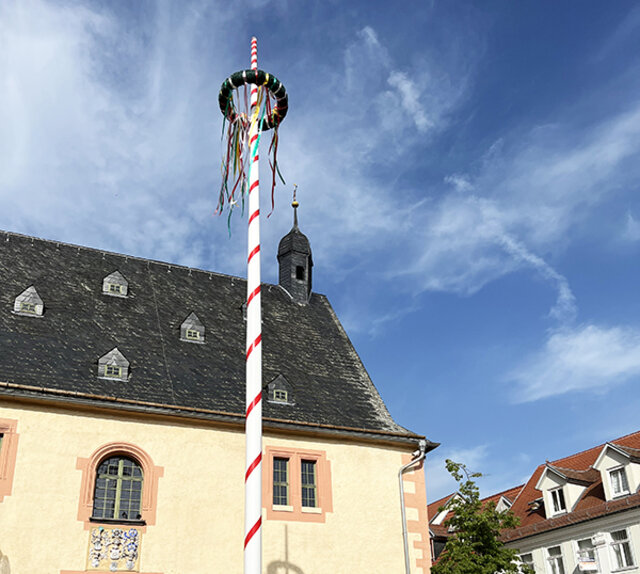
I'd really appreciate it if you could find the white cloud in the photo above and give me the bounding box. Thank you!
[510,324,640,402]
[444,174,473,192]
[624,211,640,241]
[387,71,432,133]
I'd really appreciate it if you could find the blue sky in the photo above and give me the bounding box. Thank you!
[2,0,640,502]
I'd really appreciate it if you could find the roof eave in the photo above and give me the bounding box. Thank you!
[0,382,437,449]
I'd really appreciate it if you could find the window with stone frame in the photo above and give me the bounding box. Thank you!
[273,457,289,506]
[264,446,333,524]
[0,419,19,502]
[92,456,144,522]
[301,460,317,508]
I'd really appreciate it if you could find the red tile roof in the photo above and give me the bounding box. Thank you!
[427,493,456,524]
[502,430,640,542]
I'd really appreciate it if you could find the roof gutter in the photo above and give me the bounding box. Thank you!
[399,438,427,574]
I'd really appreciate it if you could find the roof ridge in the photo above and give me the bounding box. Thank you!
[1,229,243,281]
[1,228,330,297]
[550,429,640,467]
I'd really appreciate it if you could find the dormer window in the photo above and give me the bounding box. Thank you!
[273,389,288,402]
[267,374,293,405]
[102,271,128,297]
[551,487,566,514]
[98,348,129,381]
[180,313,205,344]
[609,467,629,497]
[104,365,122,378]
[20,302,36,314]
[13,286,44,317]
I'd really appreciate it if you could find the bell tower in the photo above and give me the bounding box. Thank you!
[277,187,313,303]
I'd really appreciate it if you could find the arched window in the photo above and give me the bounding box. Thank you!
[92,456,143,521]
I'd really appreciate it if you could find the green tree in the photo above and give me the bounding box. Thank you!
[431,460,532,574]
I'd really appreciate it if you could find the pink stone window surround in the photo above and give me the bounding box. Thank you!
[76,442,163,532]
[263,445,333,523]
[0,418,19,502]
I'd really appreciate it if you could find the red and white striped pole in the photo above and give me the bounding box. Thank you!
[244,36,263,574]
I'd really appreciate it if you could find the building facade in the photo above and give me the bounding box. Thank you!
[504,431,640,574]
[0,217,436,574]
[427,432,640,573]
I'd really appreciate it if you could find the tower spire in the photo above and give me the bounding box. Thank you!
[278,184,313,303]
[292,184,299,229]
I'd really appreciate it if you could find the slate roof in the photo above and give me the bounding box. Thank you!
[0,229,429,446]
[278,225,312,257]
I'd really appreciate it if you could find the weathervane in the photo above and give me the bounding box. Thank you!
[217,38,288,574]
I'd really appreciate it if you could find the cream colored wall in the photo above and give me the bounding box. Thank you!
[0,402,425,574]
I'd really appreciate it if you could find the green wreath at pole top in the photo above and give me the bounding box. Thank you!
[218,69,288,131]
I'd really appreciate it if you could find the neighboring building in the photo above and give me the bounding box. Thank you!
[505,431,640,574]
[0,212,437,573]
[429,431,640,573]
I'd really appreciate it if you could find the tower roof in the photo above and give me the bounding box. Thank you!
[277,193,312,259]
[277,226,312,258]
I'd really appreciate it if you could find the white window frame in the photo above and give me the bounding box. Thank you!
[609,528,636,571]
[550,487,567,514]
[519,552,535,572]
[576,538,599,572]
[546,546,566,574]
[609,466,630,498]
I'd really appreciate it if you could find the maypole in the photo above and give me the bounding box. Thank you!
[216,38,288,574]
[244,36,263,574]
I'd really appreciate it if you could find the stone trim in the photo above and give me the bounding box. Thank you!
[76,442,164,531]
[402,452,431,574]
[0,418,19,502]
[263,445,333,523]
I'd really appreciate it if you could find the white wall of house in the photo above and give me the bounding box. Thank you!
[593,447,640,502]
[509,508,640,574]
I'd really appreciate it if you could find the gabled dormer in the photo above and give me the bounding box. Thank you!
[13,286,44,317]
[180,312,205,343]
[495,495,513,513]
[592,443,640,501]
[102,270,128,297]
[429,493,461,525]
[535,464,598,517]
[266,374,294,405]
[97,347,129,381]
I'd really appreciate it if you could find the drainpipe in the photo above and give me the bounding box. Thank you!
[399,439,427,574]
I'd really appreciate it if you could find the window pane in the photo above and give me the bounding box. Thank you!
[301,460,317,508]
[92,456,143,521]
[273,457,289,505]
[611,530,627,542]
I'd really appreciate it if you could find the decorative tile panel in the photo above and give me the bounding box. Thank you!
[87,526,141,572]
